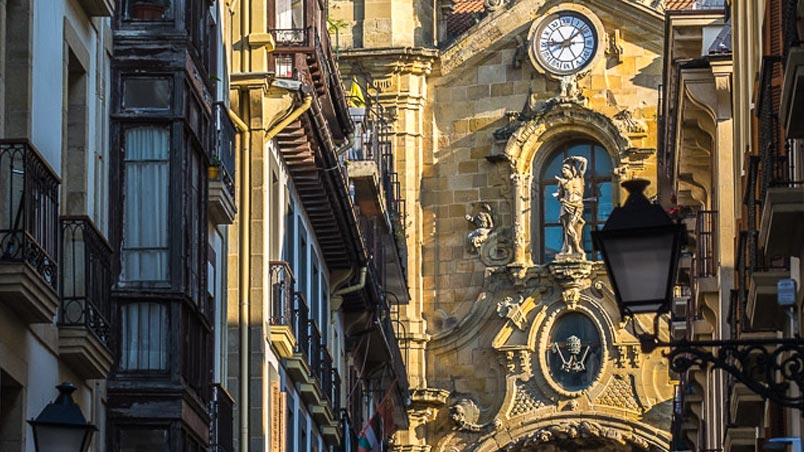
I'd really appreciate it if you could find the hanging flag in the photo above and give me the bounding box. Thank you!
[357,411,382,452]
[349,78,366,108]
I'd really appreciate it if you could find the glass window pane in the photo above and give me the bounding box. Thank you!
[582,224,594,260]
[567,142,591,162]
[543,184,560,224]
[124,78,171,110]
[544,226,563,261]
[594,145,613,177]
[121,303,168,370]
[598,182,613,222]
[541,151,565,180]
[122,127,170,282]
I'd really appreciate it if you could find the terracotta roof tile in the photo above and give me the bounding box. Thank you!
[446,0,485,40]
[665,0,696,9]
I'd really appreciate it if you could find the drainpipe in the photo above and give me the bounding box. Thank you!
[264,93,314,142]
[335,132,355,156]
[229,106,250,452]
[334,266,367,296]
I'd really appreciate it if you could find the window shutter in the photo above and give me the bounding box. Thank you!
[271,381,286,451]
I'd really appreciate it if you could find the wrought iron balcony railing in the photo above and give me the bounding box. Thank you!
[0,140,60,289]
[757,56,784,204]
[213,102,236,196]
[59,216,113,348]
[270,261,296,327]
[694,210,717,278]
[210,383,235,452]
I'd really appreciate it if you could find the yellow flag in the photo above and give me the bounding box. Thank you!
[349,79,365,108]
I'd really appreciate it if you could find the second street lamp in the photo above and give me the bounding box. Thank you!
[593,178,804,409]
[27,382,96,452]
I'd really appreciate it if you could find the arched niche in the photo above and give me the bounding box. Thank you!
[501,103,633,266]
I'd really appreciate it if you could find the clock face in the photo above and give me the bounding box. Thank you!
[533,12,598,75]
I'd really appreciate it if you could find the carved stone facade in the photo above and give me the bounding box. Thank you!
[331,0,672,450]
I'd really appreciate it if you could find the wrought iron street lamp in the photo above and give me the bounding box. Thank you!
[28,382,96,452]
[593,179,804,409]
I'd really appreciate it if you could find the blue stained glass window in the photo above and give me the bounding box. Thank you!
[536,141,613,262]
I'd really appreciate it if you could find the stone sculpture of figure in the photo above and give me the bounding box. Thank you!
[554,156,588,257]
[465,204,494,249]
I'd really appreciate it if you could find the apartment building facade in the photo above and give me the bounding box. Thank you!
[0,0,115,450]
[226,0,411,450]
[662,0,804,450]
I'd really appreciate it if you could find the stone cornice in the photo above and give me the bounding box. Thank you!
[438,0,664,77]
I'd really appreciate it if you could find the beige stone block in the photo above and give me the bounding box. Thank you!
[458,160,479,173]
[467,84,490,99]
[491,82,514,97]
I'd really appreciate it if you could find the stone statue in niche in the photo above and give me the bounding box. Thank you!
[465,203,494,250]
[554,156,588,258]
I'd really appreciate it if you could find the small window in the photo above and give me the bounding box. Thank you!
[120,428,169,451]
[123,77,171,110]
[121,303,169,370]
[125,0,173,21]
[275,55,294,79]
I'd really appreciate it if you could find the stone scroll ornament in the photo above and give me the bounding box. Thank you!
[554,156,588,258]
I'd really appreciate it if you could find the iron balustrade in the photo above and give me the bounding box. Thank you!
[210,383,235,452]
[294,292,310,362]
[308,319,322,379]
[213,102,236,196]
[757,56,784,205]
[694,210,717,278]
[270,261,296,328]
[331,367,341,413]
[59,216,113,349]
[0,140,60,289]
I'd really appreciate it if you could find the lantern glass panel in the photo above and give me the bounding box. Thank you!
[600,229,676,310]
[33,425,91,452]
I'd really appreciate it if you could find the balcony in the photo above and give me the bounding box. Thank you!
[210,384,235,452]
[208,103,237,225]
[782,0,804,137]
[727,330,781,428]
[345,99,409,305]
[58,216,114,379]
[270,261,297,358]
[0,140,60,324]
[724,426,759,452]
[270,262,340,434]
[758,141,804,257]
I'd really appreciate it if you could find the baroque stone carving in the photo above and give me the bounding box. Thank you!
[613,108,647,135]
[554,156,588,258]
[449,398,500,432]
[465,203,495,250]
[547,259,594,310]
[483,0,506,12]
[510,381,546,416]
[551,335,591,373]
[517,421,625,447]
[596,374,641,411]
[604,29,624,64]
[496,295,526,330]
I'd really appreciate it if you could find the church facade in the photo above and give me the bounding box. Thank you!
[329,0,679,450]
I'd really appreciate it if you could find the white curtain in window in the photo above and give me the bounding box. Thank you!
[121,303,168,370]
[122,127,169,282]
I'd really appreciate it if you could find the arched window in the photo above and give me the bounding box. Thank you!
[537,141,613,262]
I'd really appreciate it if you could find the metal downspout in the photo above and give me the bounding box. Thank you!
[230,106,250,452]
[264,93,314,142]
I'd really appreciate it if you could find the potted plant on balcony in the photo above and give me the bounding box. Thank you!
[209,156,222,180]
[130,0,169,20]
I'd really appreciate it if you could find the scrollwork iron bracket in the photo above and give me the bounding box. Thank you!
[640,336,804,409]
